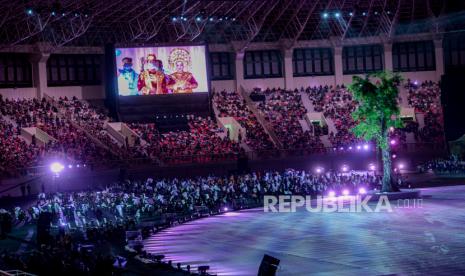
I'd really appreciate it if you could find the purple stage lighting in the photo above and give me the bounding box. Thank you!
[68,165,73,169]
[328,191,336,198]
[223,207,229,212]
[342,189,349,196]
[369,164,376,171]
[398,163,405,169]
[50,162,64,174]
[341,165,349,172]
[363,144,369,150]
[358,188,367,194]
[356,145,361,150]
[315,167,323,174]
[390,139,396,145]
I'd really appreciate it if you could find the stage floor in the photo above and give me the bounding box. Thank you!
[144,185,465,275]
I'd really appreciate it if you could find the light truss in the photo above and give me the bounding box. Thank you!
[0,0,459,48]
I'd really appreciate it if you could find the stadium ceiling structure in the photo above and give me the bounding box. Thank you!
[0,0,464,49]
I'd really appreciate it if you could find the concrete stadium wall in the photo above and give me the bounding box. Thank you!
[211,80,235,92]
[0,85,105,100]
[47,85,105,100]
[0,33,445,99]
[0,88,37,99]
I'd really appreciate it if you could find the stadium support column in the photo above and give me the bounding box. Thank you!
[434,39,444,80]
[31,52,50,99]
[384,43,393,72]
[283,48,293,90]
[235,51,245,91]
[334,46,343,86]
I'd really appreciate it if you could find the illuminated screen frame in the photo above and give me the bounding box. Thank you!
[115,44,210,96]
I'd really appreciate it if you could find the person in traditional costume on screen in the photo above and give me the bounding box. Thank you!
[167,48,198,94]
[117,57,139,96]
[137,54,168,95]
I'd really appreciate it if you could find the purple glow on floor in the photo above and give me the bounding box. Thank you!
[144,186,465,275]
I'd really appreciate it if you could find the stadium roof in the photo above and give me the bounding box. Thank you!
[1,0,464,48]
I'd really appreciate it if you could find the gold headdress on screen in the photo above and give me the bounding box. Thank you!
[146,54,156,61]
[168,48,191,70]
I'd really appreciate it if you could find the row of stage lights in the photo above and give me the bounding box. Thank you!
[172,16,236,23]
[332,138,400,152]
[50,162,87,174]
[26,8,89,18]
[332,143,370,152]
[322,10,392,19]
[327,187,367,198]
[314,162,405,174]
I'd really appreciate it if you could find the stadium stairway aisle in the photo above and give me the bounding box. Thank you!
[299,91,315,113]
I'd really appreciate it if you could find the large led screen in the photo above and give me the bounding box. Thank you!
[115,45,208,96]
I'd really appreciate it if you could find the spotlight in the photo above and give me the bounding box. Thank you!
[348,146,352,150]
[68,165,73,169]
[356,145,361,150]
[74,13,79,17]
[363,144,369,150]
[369,164,376,171]
[389,126,394,132]
[51,11,56,16]
[392,154,397,159]
[398,163,405,169]
[183,17,187,21]
[26,9,33,15]
[335,12,340,18]
[358,188,367,195]
[340,147,344,150]
[328,191,336,198]
[390,139,396,145]
[50,162,64,174]
[196,16,201,22]
[414,80,418,85]
[323,13,329,18]
[362,12,366,16]
[341,165,349,172]
[172,17,177,22]
[315,167,323,174]
[232,18,236,21]
[342,189,350,196]
[76,164,80,168]
[209,17,214,22]
[223,207,228,212]
[349,12,353,16]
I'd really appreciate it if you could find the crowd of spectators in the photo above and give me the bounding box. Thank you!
[0,118,41,176]
[405,80,444,145]
[0,96,117,174]
[131,116,242,164]
[256,88,325,151]
[3,169,382,227]
[0,79,447,175]
[320,87,362,147]
[418,156,465,174]
[213,90,274,150]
